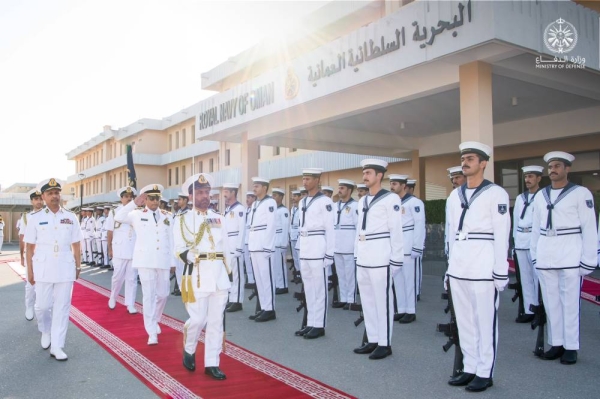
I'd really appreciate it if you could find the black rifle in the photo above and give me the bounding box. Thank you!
[436,283,464,378]
[509,253,525,319]
[248,284,261,315]
[530,284,546,357]
[351,303,368,346]
[294,280,308,329]
[329,263,340,305]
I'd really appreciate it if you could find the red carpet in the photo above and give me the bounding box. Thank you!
[5,260,353,399]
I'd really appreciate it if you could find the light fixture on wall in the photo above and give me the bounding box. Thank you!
[512,96,518,106]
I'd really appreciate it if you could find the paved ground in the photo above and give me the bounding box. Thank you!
[1,244,599,398]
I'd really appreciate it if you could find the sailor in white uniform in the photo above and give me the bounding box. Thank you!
[115,184,174,345]
[94,207,105,266]
[222,183,246,312]
[445,167,466,257]
[80,209,88,263]
[530,151,597,365]
[243,192,257,286]
[24,178,83,361]
[332,179,358,309]
[446,142,510,392]
[84,208,96,265]
[0,216,4,253]
[294,169,335,339]
[100,206,111,268]
[512,165,544,323]
[106,186,138,313]
[289,190,301,275]
[272,188,290,295]
[172,192,190,296]
[353,159,403,360]
[247,177,278,322]
[356,184,368,199]
[322,186,334,199]
[19,189,44,321]
[175,173,232,380]
[405,179,425,301]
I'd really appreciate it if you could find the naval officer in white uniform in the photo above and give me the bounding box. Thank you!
[289,190,301,275]
[24,178,82,361]
[106,186,138,313]
[115,184,174,345]
[530,151,597,365]
[19,189,44,321]
[446,142,510,392]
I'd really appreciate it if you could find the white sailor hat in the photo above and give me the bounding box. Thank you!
[459,141,491,161]
[28,188,42,199]
[522,165,545,175]
[272,188,285,195]
[321,186,334,192]
[302,168,323,177]
[187,200,193,205]
[360,159,388,172]
[291,190,301,195]
[246,191,257,197]
[82,207,93,211]
[338,179,355,188]
[177,191,189,198]
[182,173,214,194]
[95,206,104,210]
[160,198,168,204]
[356,183,367,190]
[300,188,308,193]
[210,189,220,196]
[103,205,112,209]
[447,166,463,178]
[37,178,62,193]
[223,183,239,190]
[117,186,137,198]
[389,174,409,183]
[140,183,164,197]
[543,151,575,166]
[252,177,270,185]
[210,199,218,204]
[407,179,417,186]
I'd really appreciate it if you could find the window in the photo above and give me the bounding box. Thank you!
[182,165,186,179]
[175,131,180,149]
[290,148,297,152]
[182,129,186,146]
[199,161,203,173]
[273,147,280,156]
[100,149,103,163]
[119,172,122,187]
[225,149,231,166]
[209,158,214,172]
[190,125,195,144]
[169,134,172,151]
[113,175,116,190]
[175,167,180,185]
[258,146,261,159]
[168,169,172,186]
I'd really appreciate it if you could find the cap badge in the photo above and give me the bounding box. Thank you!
[198,175,207,184]
[49,179,57,187]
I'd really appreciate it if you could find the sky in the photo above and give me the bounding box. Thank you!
[0,0,326,190]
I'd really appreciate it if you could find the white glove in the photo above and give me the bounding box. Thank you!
[443,274,449,291]
[324,257,334,268]
[494,278,508,292]
[186,251,196,263]
[579,266,594,277]
[410,250,422,259]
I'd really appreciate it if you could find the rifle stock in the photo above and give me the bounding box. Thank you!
[436,283,464,378]
[530,283,546,357]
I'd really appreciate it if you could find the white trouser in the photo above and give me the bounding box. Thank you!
[357,266,394,347]
[110,258,138,307]
[137,268,170,336]
[35,281,73,349]
[301,259,328,328]
[449,278,499,378]
[394,255,418,314]
[274,247,288,289]
[334,253,356,304]
[95,238,102,264]
[24,259,36,312]
[250,252,275,311]
[515,249,538,315]
[184,290,228,367]
[0,237,3,252]
[291,240,299,271]
[101,241,109,266]
[537,268,581,350]
[175,258,184,288]
[80,239,86,261]
[228,257,245,304]
[244,245,255,284]
[85,238,93,262]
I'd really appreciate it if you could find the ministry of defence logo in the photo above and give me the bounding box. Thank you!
[284,67,299,100]
[544,18,578,54]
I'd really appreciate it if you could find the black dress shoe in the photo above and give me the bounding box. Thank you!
[249,311,263,320]
[101,264,111,269]
[369,345,392,360]
[465,376,493,392]
[398,314,416,324]
[172,289,181,296]
[255,310,276,322]
[417,294,420,302]
[295,326,312,336]
[226,303,243,312]
[88,262,96,267]
[515,314,535,323]
[205,366,226,380]
[560,350,577,365]
[343,303,350,310]
[393,313,406,321]
[353,342,378,354]
[183,351,196,371]
[275,288,289,295]
[542,346,565,360]
[332,301,347,309]
[303,327,325,339]
[448,372,475,386]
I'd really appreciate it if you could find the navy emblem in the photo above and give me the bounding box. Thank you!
[394,205,400,211]
[239,211,244,217]
[415,206,421,213]
[586,200,593,208]
[326,204,332,212]
[284,213,289,217]
[269,206,274,212]
[498,204,507,215]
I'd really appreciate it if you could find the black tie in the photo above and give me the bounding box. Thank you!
[153,212,158,224]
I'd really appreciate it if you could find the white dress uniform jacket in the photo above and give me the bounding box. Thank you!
[105,206,136,260]
[334,198,358,304]
[19,211,36,314]
[274,204,290,289]
[223,202,246,303]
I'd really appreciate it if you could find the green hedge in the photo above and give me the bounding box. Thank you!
[424,199,447,224]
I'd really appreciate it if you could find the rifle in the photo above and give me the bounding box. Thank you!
[248,284,261,315]
[509,252,525,319]
[329,263,340,305]
[436,283,464,378]
[294,280,308,329]
[530,284,546,357]
[350,303,368,346]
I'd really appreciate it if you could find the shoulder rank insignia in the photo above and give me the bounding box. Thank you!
[586,200,593,208]
[326,204,332,212]
[498,204,507,215]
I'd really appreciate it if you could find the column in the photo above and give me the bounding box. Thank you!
[411,150,426,199]
[241,132,259,196]
[459,61,494,182]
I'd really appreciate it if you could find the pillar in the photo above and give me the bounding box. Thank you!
[411,150,426,199]
[241,132,259,196]
[459,61,494,182]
